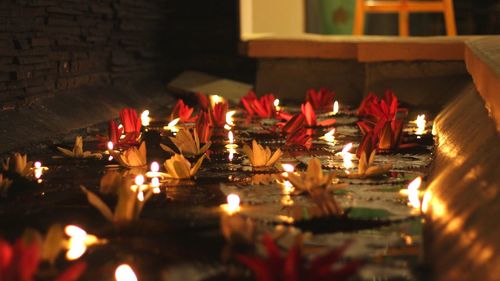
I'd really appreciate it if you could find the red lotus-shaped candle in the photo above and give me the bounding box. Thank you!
[285,127,313,149]
[237,235,361,281]
[196,92,211,111]
[282,102,335,131]
[196,110,214,144]
[170,99,198,123]
[357,91,407,150]
[306,88,335,111]
[210,102,228,128]
[98,108,142,149]
[0,239,86,281]
[241,91,278,118]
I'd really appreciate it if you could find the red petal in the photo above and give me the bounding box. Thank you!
[237,255,275,281]
[55,262,87,281]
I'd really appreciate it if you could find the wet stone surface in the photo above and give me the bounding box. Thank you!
[0,104,434,281]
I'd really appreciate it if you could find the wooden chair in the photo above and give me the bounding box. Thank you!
[353,0,457,36]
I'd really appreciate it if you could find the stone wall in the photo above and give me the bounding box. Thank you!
[0,0,254,110]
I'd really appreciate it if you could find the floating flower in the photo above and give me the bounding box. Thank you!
[0,237,86,281]
[1,153,33,177]
[97,108,142,149]
[237,235,361,281]
[306,88,336,111]
[57,136,102,159]
[282,102,335,131]
[357,91,407,150]
[357,92,378,116]
[210,102,228,128]
[347,151,392,179]
[242,140,283,169]
[170,99,197,123]
[163,154,206,179]
[111,142,147,168]
[241,91,278,118]
[81,181,152,223]
[195,110,213,144]
[99,170,126,194]
[286,158,345,201]
[196,92,210,110]
[160,128,211,157]
[0,174,13,197]
[285,127,313,149]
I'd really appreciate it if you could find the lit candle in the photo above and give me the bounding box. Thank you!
[221,193,240,215]
[399,177,423,209]
[209,95,225,108]
[340,143,354,171]
[151,177,161,194]
[64,225,100,261]
[274,99,281,111]
[225,131,238,162]
[281,163,294,177]
[118,125,125,140]
[115,264,138,281]
[320,129,336,143]
[131,175,147,193]
[107,141,114,161]
[225,110,236,127]
[333,101,339,115]
[33,161,48,182]
[413,114,426,135]
[140,110,150,126]
[163,118,180,133]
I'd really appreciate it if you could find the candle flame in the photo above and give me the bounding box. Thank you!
[333,101,339,115]
[65,225,99,261]
[151,177,160,188]
[134,175,145,186]
[118,125,125,140]
[341,143,353,170]
[137,191,144,202]
[140,110,150,126]
[274,99,281,111]
[115,264,138,281]
[414,114,426,135]
[405,177,422,209]
[164,118,180,133]
[107,141,114,151]
[226,194,240,213]
[209,95,225,108]
[150,162,159,173]
[228,131,234,144]
[34,161,42,169]
[281,164,295,173]
[226,110,236,126]
[321,129,335,143]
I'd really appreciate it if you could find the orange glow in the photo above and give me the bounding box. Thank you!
[64,225,100,261]
[221,194,241,215]
[407,177,422,209]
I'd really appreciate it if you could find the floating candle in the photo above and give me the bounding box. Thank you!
[414,114,426,135]
[274,99,281,111]
[115,264,138,281]
[140,110,150,126]
[321,129,336,143]
[65,225,100,261]
[151,177,161,194]
[340,143,354,170]
[226,110,236,127]
[164,118,180,133]
[221,193,240,215]
[209,95,225,108]
[150,162,159,173]
[333,101,339,115]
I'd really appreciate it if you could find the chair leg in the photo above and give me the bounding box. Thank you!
[399,10,409,36]
[443,0,457,36]
[353,0,365,35]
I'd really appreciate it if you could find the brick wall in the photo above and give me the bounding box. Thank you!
[0,0,174,109]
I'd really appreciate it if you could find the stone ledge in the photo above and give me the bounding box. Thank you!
[241,34,476,61]
[465,37,500,132]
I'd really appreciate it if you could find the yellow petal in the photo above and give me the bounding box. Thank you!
[358,152,367,175]
[57,147,75,157]
[190,154,206,176]
[266,148,283,166]
[81,185,113,221]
